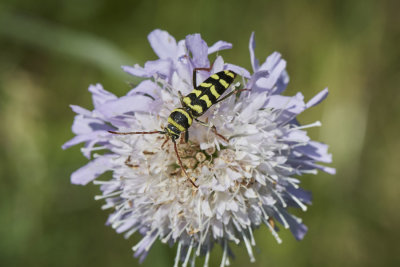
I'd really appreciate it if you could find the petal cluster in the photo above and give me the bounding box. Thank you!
[64,29,334,266]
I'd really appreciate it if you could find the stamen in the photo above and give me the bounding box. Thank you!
[287,193,308,211]
[145,231,160,251]
[241,231,255,263]
[94,190,122,200]
[173,242,182,267]
[289,121,321,130]
[220,239,228,267]
[272,189,288,207]
[124,225,140,239]
[248,226,256,246]
[161,231,173,243]
[264,217,282,244]
[203,250,210,267]
[272,206,289,229]
[182,239,194,267]
[260,207,282,243]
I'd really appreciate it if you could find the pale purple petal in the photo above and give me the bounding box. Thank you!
[62,133,94,149]
[186,33,209,68]
[176,61,193,86]
[274,208,308,241]
[115,219,137,234]
[82,137,107,159]
[100,181,121,195]
[62,130,110,150]
[259,52,284,72]
[96,95,161,119]
[240,93,268,119]
[224,63,251,79]
[122,65,152,78]
[313,164,336,175]
[71,154,115,185]
[290,221,308,241]
[260,62,286,89]
[123,59,173,80]
[295,141,332,163]
[287,159,336,175]
[249,32,259,71]
[264,93,305,114]
[282,130,310,143]
[246,70,269,89]
[70,105,91,116]
[264,93,307,125]
[208,40,232,54]
[306,88,329,108]
[176,39,187,58]
[89,84,117,110]
[143,59,173,79]
[273,70,290,95]
[127,80,162,100]
[252,52,287,93]
[148,29,177,60]
[211,56,225,73]
[286,186,312,205]
[71,116,107,135]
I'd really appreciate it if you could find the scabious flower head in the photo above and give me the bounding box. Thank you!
[64,29,335,266]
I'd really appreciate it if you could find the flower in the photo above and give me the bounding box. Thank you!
[63,29,335,266]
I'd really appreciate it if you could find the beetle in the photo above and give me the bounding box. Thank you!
[109,68,244,188]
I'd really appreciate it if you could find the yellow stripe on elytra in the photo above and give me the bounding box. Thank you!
[192,89,202,97]
[183,97,203,114]
[200,94,213,108]
[167,117,185,132]
[183,97,192,106]
[200,82,212,88]
[172,108,192,126]
[219,79,229,88]
[224,70,235,78]
[210,85,220,99]
[211,74,219,80]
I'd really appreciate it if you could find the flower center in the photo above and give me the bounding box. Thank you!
[169,142,218,178]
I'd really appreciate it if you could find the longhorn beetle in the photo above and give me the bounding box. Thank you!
[109,67,244,188]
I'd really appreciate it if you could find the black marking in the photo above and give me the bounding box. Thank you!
[167,124,181,136]
[185,131,189,143]
[219,71,235,84]
[203,88,217,103]
[170,110,190,129]
[183,70,237,117]
[184,94,205,116]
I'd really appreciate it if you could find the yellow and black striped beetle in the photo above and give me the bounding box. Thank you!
[110,68,241,188]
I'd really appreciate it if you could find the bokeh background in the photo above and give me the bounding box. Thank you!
[1,0,399,266]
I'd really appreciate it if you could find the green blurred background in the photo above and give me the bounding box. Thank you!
[0,0,399,266]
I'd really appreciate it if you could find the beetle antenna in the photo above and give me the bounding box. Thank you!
[172,139,198,188]
[108,130,165,135]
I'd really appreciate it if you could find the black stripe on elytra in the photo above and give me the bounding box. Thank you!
[192,97,209,115]
[218,71,235,84]
[202,76,226,95]
[203,88,218,103]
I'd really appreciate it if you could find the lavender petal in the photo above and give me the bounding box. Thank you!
[148,29,178,60]
[71,154,115,185]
